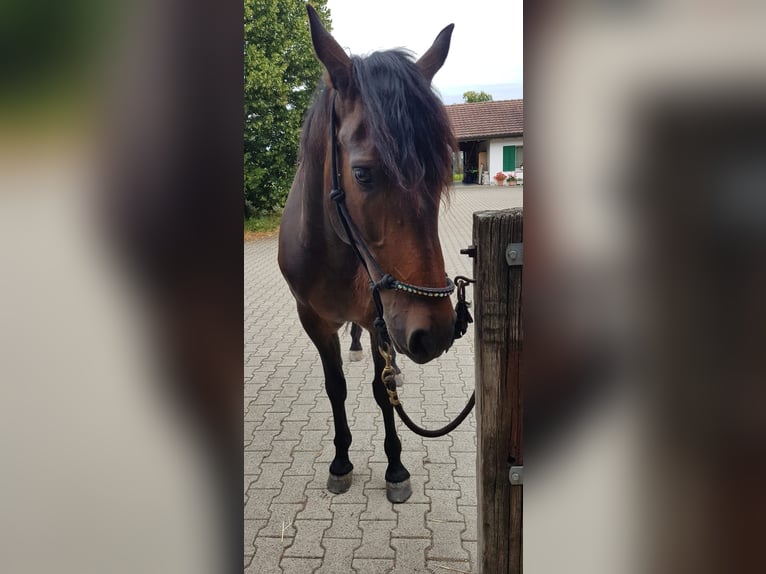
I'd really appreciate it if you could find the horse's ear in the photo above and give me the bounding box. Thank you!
[416,24,454,84]
[306,4,351,92]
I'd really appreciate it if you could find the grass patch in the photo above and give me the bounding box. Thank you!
[244,212,281,239]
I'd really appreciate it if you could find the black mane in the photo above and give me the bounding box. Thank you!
[351,49,455,197]
[299,49,455,201]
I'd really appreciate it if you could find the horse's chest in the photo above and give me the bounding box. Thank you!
[279,222,371,324]
[306,277,370,324]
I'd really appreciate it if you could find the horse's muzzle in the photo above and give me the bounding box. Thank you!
[389,306,456,364]
[406,328,446,364]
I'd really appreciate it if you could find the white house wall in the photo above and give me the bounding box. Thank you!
[489,137,524,183]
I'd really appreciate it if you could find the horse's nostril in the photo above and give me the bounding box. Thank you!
[407,329,435,364]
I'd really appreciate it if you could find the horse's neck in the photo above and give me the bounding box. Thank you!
[287,108,359,274]
[292,162,345,252]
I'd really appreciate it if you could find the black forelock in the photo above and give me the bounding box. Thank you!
[349,49,455,198]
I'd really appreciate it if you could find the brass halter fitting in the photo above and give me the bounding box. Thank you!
[377,342,400,407]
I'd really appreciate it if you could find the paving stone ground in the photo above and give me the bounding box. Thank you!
[245,184,522,573]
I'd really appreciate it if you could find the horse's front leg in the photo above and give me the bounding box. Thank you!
[370,332,412,503]
[297,305,353,494]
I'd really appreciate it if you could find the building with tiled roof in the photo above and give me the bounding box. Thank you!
[444,99,524,185]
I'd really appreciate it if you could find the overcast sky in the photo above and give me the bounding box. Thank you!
[323,0,523,104]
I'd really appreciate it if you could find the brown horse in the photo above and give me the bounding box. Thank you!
[278,5,457,503]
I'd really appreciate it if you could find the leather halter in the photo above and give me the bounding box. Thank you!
[326,91,476,437]
[327,91,455,326]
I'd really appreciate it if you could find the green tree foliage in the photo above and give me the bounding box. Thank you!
[462,90,493,103]
[0,0,110,123]
[244,0,331,216]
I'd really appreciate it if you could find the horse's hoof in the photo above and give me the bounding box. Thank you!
[327,472,353,494]
[395,372,404,387]
[348,350,364,362]
[385,478,412,503]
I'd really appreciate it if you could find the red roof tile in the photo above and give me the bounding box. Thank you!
[444,99,524,141]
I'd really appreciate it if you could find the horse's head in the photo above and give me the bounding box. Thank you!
[307,5,457,364]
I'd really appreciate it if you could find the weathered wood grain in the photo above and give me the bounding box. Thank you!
[474,208,523,574]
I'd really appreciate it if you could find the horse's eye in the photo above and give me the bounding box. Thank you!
[353,167,373,187]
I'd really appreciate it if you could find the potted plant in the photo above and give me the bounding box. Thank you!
[494,171,507,186]
[507,174,517,186]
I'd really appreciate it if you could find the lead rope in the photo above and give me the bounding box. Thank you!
[376,276,475,438]
[328,91,476,438]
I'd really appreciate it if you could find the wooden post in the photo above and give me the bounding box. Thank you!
[474,208,523,574]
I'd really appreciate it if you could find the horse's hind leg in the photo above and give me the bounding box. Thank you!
[348,323,364,362]
[390,346,404,387]
[297,305,354,494]
[370,332,412,503]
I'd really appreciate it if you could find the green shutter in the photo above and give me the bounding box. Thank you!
[503,146,516,171]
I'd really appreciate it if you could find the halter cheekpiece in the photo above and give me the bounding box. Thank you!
[327,91,455,306]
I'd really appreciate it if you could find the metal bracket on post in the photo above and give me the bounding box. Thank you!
[509,465,523,485]
[506,243,523,266]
